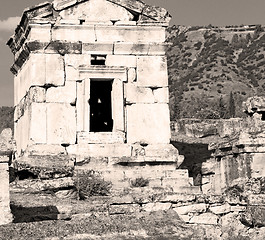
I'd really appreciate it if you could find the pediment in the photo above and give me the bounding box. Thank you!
[58,0,134,22]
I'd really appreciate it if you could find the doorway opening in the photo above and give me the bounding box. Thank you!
[90,80,113,132]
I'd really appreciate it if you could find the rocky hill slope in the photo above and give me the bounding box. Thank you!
[166,25,265,119]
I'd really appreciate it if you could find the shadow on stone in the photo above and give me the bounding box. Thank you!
[11,204,60,223]
[171,141,212,185]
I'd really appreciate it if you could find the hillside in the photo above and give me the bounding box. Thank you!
[0,106,14,133]
[166,25,265,119]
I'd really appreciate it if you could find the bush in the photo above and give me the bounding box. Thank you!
[131,177,149,188]
[74,171,112,200]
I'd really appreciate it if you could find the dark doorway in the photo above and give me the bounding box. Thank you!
[90,80,113,132]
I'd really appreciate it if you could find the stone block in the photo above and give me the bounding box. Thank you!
[46,103,76,145]
[77,132,125,144]
[45,41,82,55]
[248,194,265,205]
[29,103,47,144]
[231,205,246,213]
[114,42,149,55]
[173,203,207,215]
[148,43,167,55]
[189,213,219,225]
[127,104,171,144]
[153,87,169,103]
[126,84,154,104]
[209,203,231,215]
[109,204,140,215]
[163,169,189,179]
[53,0,77,11]
[162,178,191,189]
[105,55,137,67]
[59,0,134,22]
[46,81,76,104]
[137,56,168,87]
[67,144,131,158]
[142,202,172,212]
[172,186,202,195]
[28,24,51,42]
[162,194,196,203]
[52,25,96,42]
[46,54,65,86]
[25,144,66,156]
[95,26,165,43]
[28,54,46,86]
[83,42,113,55]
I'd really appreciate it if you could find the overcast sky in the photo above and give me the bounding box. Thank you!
[1,0,265,106]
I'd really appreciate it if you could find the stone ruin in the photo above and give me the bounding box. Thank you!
[7,0,192,193]
[2,0,264,233]
[0,129,13,225]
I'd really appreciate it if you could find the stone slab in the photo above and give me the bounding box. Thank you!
[46,54,65,86]
[77,132,125,144]
[105,55,137,67]
[67,144,132,158]
[142,202,172,212]
[83,42,113,55]
[126,84,154,104]
[46,81,76,104]
[173,203,207,215]
[127,104,171,144]
[137,56,168,87]
[189,213,219,225]
[153,87,169,103]
[28,24,51,42]
[46,103,76,145]
[114,42,149,55]
[29,103,47,144]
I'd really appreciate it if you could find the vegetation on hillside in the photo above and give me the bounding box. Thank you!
[0,106,14,133]
[166,25,265,119]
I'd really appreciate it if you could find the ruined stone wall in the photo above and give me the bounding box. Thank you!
[0,129,13,225]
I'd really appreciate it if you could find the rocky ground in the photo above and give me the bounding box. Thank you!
[0,185,264,240]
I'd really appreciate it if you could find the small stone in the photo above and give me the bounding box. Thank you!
[189,212,219,225]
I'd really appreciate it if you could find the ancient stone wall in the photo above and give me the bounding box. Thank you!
[0,129,13,225]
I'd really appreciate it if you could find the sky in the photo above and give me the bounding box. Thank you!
[1,0,265,106]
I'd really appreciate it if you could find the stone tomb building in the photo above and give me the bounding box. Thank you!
[8,0,187,190]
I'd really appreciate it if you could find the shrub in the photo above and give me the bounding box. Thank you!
[74,171,112,200]
[131,177,149,188]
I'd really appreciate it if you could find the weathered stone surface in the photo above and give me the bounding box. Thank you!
[142,202,171,212]
[46,54,65,86]
[189,212,219,225]
[127,104,170,144]
[52,26,96,43]
[25,144,66,156]
[28,24,51,42]
[105,55,137,67]
[77,132,125,144]
[45,41,82,55]
[247,194,265,205]
[209,203,231,215]
[201,160,216,175]
[46,103,76,145]
[173,203,207,215]
[96,26,165,43]
[46,81,76,104]
[126,84,154,104]
[67,144,131,158]
[153,87,169,103]
[137,56,168,87]
[114,42,149,55]
[251,154,265,178]
[0,128,13,154]
[83,42,113,55]
[162,194,196,203]
[29,103,47,144]
[29,87,46,103]
[59,0,134,22]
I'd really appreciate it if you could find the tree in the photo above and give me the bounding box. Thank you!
[228,92,236,118]
[219,96,227,119]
